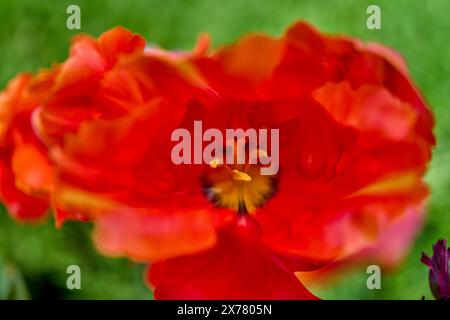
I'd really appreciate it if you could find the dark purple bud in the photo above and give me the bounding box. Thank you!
[421,238,450,300]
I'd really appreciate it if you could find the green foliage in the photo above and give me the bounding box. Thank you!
[0,260,31,300]
[0,207,150,299]
[0,0,448,299]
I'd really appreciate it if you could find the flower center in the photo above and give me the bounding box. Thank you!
[202,147,276,214]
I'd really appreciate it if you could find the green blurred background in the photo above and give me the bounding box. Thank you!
[0,0,449,299]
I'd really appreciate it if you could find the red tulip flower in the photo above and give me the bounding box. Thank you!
[148,22,434,298]
[0,27,146,223]
[0,22,435,299]
[0,73,53,221]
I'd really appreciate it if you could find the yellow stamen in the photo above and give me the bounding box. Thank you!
[209,158,223,168]
[231,169,252,182]
[204,153,275,214]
